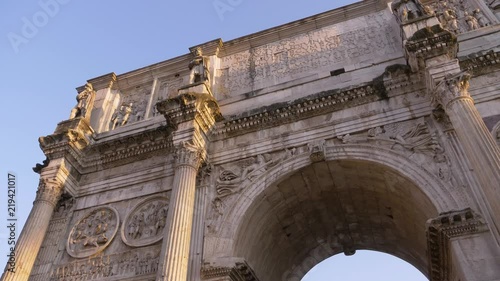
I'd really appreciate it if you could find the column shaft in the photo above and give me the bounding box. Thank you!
[446,97,500,238]
[1,180,62,281]
[188,184,209,281]
[157,142,202,281]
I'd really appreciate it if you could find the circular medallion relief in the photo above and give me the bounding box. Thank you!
[66,206,120,258]
[121,196,169,247]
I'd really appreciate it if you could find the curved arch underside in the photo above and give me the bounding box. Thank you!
[234,159,437,281]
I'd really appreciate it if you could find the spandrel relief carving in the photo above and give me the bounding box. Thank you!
[66,207,119,258]
[121,196,169,247]
[336,118,455,184]
[215,148,296,199]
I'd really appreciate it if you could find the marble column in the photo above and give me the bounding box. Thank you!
[188,167,211,281]
[157,141,204,281]
[1,174,65,281]
[433,71,500,240]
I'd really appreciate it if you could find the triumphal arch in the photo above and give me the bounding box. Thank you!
[3,0,500,280]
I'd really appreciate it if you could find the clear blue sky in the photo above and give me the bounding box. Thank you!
[0,1,427,280]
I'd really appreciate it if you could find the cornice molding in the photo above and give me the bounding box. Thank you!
[201,261,259,281]
[156,92,223,134]
[460,50,500,76]
[212,83,384,139]
[426,208,488,281]
[86,125,174,170]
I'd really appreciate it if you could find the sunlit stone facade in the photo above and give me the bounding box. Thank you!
[2,0,500,280]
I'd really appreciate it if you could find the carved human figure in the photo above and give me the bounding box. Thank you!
[70,82,95,119]
[188,47,209,84]
[110,103,133,130]
[393,0,423,21]
[473,9,489,27]
[465,11,480,30]
[443,9,459,33]
[129,213,144,239]
[155,206,168,235]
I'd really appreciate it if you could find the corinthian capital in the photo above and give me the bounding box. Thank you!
[35,178,64,206]
[174,141,204,169]
[433,72,471,108]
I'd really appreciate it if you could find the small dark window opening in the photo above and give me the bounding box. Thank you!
[330,68,346,76]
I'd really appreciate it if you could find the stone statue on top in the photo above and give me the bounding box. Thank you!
[188,47,210,84]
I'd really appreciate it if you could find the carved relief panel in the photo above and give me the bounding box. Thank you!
[66,207,120,258]
[50,246,160,281]
[109,84,153,130]
[121,196,170,247]
[427,0,494,34]
[215,11,400,99]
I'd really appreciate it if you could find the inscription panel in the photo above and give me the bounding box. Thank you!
[216,11,400,99]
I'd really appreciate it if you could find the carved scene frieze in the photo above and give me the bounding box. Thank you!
[428,0,492,34]
[121,196,170,247]
[49,246,160,281]
[66,207,120,258]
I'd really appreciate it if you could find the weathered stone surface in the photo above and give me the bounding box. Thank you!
[2,1,500,281]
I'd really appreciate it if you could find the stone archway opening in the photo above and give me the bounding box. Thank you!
[301,250,428,281]
[233,159,437,281]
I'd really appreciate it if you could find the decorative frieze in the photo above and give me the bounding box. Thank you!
[460,50,500,75]
[426,208,488,281]
[66,207,120,259]
[49,247,160,281]
[121,196,169,247]
[201,261,259,281]
[213,84,381,139]
[85,125,173,170]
